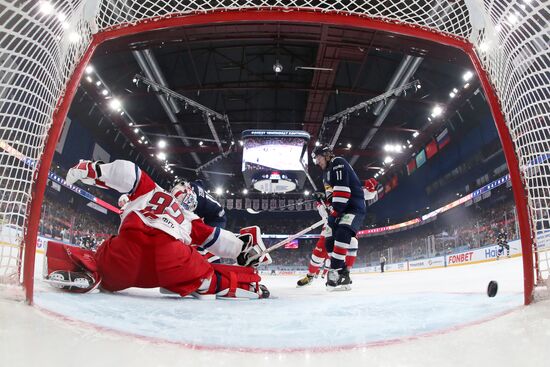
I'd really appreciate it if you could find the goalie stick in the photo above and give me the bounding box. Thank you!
[245,219,325,265]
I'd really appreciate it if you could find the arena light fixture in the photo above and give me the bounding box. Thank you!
[242,189,248,195]
[95,80,101,86]
[384,156,394,164]
[109,98,121,110]
[464,83,470,89]
[273,60,283,74]
[239,140,244,146]
[463,70,474,81]
[101,89,108,96]
[304,190,310,196]
[68,31,80,43]
[157,140,167,149]
[412,131,419,138]
[347,143,352,149]
[85,65,94,74]
[431,105,443,118]
[315,141,321,146]
[133,128,138,133]
[199,141,204,146]
[156,152,166,161]
[39,1,54,15]
[215,187,223,195]
[85,76,92,83]
[449,92,456,98]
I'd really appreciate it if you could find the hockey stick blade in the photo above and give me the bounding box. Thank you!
[246,219,325,265]
[246,208,261,214]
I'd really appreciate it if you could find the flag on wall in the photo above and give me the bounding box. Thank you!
[425,138,438,159]
[415,149,427,168]
[407,159,416,175]
[262,199,268,210]
[226,199,233,210]
[436,128,451,150]
[235,199,242,209]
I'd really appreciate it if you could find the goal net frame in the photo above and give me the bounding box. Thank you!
[0,1,547,305]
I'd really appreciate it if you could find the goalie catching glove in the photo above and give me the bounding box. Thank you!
[66,160,107,189]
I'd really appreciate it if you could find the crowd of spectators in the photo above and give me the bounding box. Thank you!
[39,195,118,245]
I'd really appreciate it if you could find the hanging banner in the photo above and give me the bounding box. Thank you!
[245,198,251,210]
[226,199,234,210]
[262,199,268,210]
[296,200,303,210]
[304,202,313,211]
[287,200,295,210]
[270,199,277,209]
[279,199,286,210]
[235,198,242,209]
[252,199,260,210]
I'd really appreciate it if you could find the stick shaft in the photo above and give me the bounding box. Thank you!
[248,219,325,263]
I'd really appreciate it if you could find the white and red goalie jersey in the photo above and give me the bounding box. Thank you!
[66,159,272,264]
[73,159,196,244]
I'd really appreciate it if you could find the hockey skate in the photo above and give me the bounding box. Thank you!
[326,268,352,292]
[237,226,273,267]
[296,274,314,287]
[45,270,100,293]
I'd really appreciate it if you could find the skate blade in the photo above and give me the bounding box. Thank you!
[326,285,352,292]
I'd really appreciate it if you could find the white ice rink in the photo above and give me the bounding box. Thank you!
[2,254,550,367]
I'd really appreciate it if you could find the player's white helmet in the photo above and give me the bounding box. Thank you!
[171,180,198,212]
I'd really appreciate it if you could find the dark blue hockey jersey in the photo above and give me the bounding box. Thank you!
[191,181,227,228]
[323,157,366,215]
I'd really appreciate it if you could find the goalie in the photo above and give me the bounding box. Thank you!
[45,159,271,299]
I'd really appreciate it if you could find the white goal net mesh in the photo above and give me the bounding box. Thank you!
[0,1,548,298]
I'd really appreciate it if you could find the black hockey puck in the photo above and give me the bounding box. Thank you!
[487,281,498,297]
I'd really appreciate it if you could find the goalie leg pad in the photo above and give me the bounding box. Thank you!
[201,263,269,299]
[46,241,98,274]
[45,241,101,292]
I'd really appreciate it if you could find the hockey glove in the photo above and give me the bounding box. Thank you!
[66,160,107,188]
[363,178,378,200]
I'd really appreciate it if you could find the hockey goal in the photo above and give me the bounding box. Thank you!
[0,1,548,304]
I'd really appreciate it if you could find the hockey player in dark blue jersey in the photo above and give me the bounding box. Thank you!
[311,144,367,291]
[171,179,227,263]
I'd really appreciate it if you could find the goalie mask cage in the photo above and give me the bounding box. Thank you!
[0,1,548,305]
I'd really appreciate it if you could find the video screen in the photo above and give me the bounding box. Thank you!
[242,136,308,171]
[241,130,310,193]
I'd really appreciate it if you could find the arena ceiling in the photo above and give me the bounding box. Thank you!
[68,20,482,195]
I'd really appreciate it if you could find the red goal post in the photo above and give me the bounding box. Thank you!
[0,1,547,305]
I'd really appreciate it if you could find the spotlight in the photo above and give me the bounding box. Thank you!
[242,189,248,195]
[85,65,94,74]
[157,140,167,149]
[157,152,166,160]
[463,71,474,82]
[215,187,223,195]
[109,98,121,110]
[273,60,283,74]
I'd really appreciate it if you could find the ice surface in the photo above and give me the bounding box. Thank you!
[2,253,550,367]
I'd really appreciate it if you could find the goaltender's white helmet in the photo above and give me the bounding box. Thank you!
[171,180,198,212]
